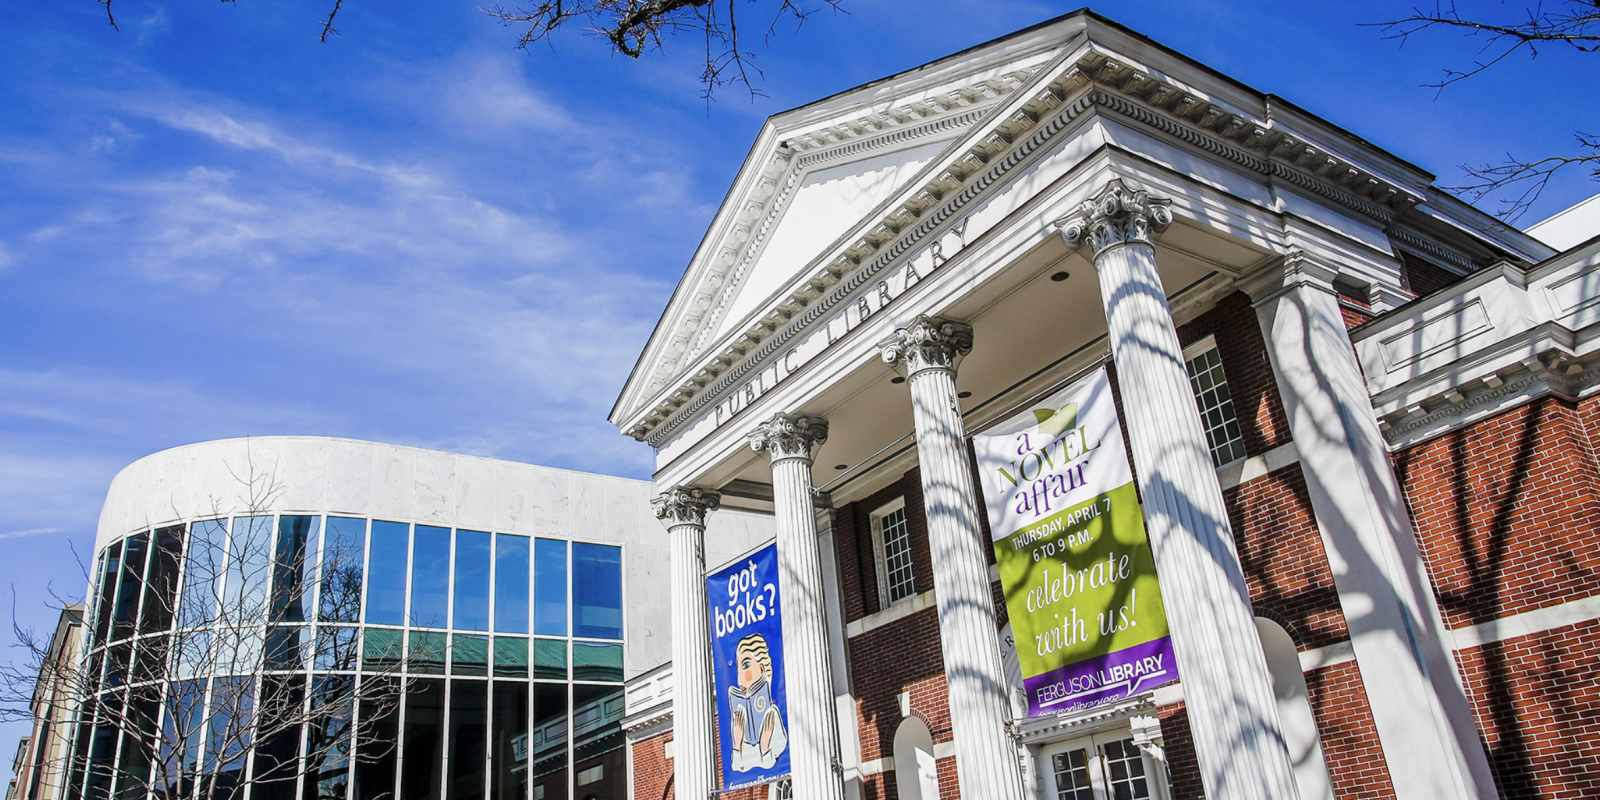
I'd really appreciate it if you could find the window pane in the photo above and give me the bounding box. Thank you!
[533,539,567,637]
[409,632,447,675]
[490,681,528,800]
[531,684,568,800]
[266,625,308,670]
[400,679,444,800]
[494,535,529,634]
[272,516,321,623]
[572,543,622,640]
[353,677,399,800]
[91,547,117,646]
[179,521,226,630]
[112,532,150,642]
[571,685,624,798]
[365,522,409,626]
[449,682,487,800]
[493,638,528,679]
[362,629,404,673]
[533,639,567,681]
[321,517,367,623]
[572,643,622,683]
[410,526,451,629]
[316,626,360,672]
[227,516,274,625]
[879,507,916,605]
[454,530,491,632]
[306,675,354,800]
[453,635,489,677]
[140,526,184,634]
[251,675,306,800]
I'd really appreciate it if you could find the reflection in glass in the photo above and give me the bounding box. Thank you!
[365,522,410,626]
[251,675,307,800]
[534,539,567,637]
[227,516,274,624]
[452,530,491,632]
[571,643,623,683]
[362,630,404,673]
[400,679,444,800]
[411,526,451,628]
[266,626,308,670]
[158,680,204,798]
[179,521,227,630]
[493,638,528,679]
[112,532,149,642]
[353,677,399,800]
[494,534,529,634]
[571,684,625,800]
[271,516,321,623]
[491,681,529,800]
[321,517,367,623]
[84,691,122,800]
[450,682,488,800]
[91,547,119,646]
[533,640,567,681]
[305,675,354,800]
[316,626,361,671]
[104,644,130,689]
[453,635,489,677]
[410,632,447,675]
[531,684,568,800]
[572,544,622,641]
[140,526,184,634]
[114,687,160,800]
[133,635,169,685]
[205,676,255,798]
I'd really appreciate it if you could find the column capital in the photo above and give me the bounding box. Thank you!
[652,486,721,528]
[749,413,829,463]
[1054,178,1173,257]
[879,315,974,378]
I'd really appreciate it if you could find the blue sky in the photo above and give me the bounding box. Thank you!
[0,0,1593,753]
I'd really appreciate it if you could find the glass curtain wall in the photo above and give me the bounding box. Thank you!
[70,516,627,800]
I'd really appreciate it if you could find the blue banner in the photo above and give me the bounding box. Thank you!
[707,543,791,791]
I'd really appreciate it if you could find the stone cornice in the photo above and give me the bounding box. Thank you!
[621,46,1445,446]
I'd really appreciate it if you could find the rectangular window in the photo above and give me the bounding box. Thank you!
[572,642,622,683]
[364,522,409,626]
[492,638,528,679]
[1101,738,1151,799]
[353,677,398,800]
[408,632,447,675]
[1051,748,1094,800]
[178,521,225,630]
[227,516,275,624]
[410,526,451,629]
[112,532,150,642]
[572,543,622,640]
[320,517,367,623]
[533,539,567,637]
[1184,336,1248,467]
[493,534,529,634]
[399,679,444,800]
[449,682,487,800]
[140,526,184,634]
[490,682,528,800]
[452,635,488,677]
[530,684,567,800]
[533,639,567,681]
[871,500,917,607]
[271,516,321,623]
[453,530,491,632]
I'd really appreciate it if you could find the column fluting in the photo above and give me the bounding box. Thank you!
[880,315,1029,800]
[1058,179,1300,800]
[748,414,847,800]
[653,486,722,800]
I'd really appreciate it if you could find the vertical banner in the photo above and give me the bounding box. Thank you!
[707,543,791,790]
[974,367,1177,717]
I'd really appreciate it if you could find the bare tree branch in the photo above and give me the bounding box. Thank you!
[1370,1,1600,219]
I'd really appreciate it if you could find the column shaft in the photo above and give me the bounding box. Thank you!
[1251,264,1497,799]
[669,522,716,800]
[1094,238,1299,800]
[906,365,1028,800]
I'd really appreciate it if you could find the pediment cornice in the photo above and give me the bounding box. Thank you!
[617,43,1444,445]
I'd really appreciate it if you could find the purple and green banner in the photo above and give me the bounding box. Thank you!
[975,367,1176,717]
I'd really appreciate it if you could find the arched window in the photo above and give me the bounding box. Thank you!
[892,716,940,800]
[1255,618,1334,800]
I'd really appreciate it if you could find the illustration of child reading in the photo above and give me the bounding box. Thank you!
[728,633,788,772]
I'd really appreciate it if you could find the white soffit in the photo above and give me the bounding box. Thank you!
[1526,192,1600,252]
[711,140,951,343]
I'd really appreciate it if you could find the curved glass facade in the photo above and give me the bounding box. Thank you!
[71,516,627,800]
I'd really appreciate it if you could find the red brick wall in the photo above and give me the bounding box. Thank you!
[1399,252,1461,298]
[1305,660,1397,799]
[1223,464,1349,649]
[849,608,953,760]
[1176,290,1294,457]
[632,731,673,800]
[1454,619,1600,800]
[836,471,933,623]
[1394,396,1600,628]
[1158,704,1204,800]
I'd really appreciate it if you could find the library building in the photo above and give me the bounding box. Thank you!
[610,10,1600,800]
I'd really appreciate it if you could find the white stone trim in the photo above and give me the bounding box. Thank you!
[845,589,936,638]
[856,744,957,778]
[1450,594,1600,650]
[1215,442,1301,491]
[1297,639,1356,672]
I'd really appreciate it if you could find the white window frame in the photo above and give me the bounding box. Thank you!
[1183,334,1248,468]
[1037,730,1170,800]
[868,498,917,609]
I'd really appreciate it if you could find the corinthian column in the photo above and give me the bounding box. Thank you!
[880,316,1028,800]
[652,486,722,800]
[748,414,846,800]
[1057,179,1299,800]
